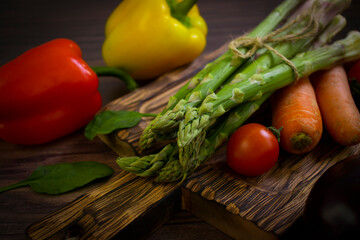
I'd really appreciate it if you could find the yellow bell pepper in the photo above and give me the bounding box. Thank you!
[102,0,207,81]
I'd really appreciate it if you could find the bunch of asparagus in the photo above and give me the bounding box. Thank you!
[117,0,360,182]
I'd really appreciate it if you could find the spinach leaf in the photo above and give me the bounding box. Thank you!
[0,161,114,194]
[84,110,156,140]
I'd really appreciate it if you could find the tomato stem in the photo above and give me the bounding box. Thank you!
[267,126,283,143]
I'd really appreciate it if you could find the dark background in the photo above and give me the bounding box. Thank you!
[0,0,359,239]
[2,0,358,105]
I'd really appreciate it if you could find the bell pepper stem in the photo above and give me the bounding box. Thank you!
[166,0,198,27]
[92,66,138,91]
[176,0,198,16]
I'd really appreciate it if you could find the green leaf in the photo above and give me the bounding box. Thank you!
[0,161,114,195]
[84,110,157,140]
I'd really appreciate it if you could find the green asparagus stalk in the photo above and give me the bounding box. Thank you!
[156,16,347,182]
[150,0,350,136]
[116,144,174,177]
[176,14,347,179]
[310,14,346,50]
[180,15,346,176]
[138,0,305,151]
[119,94,271,183]
[155,93,271,182]
[115,11,348,180]
[138,63,215,150]
[177,31,360,158]
[155,93,272,182]
[153,147,181,182]
[177,0,351,173]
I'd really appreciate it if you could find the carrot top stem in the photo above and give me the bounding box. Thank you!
[291,133,313,150]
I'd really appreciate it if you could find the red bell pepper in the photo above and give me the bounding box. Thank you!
[0,38,102,144]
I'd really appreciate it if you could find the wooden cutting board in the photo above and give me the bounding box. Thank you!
[26,44,360,240]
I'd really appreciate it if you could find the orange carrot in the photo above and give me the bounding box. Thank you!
[311,64,360,146]
[271,76,323,154]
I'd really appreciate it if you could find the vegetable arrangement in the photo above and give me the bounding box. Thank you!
[141,0,307,150]
[0,0,204,146]
[1,0,360,202]
[114,0,360,182]
[0,0,209,196]
[0,0,208,194]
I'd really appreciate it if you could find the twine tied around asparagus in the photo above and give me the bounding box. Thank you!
[229,8,320,80]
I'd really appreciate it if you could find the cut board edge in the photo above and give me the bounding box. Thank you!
[181,188,278,240]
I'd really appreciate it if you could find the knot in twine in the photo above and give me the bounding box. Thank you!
[229,9,320,80]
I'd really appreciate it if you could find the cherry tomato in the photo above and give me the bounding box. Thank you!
[347,59,360,83]
[226,123,279,176]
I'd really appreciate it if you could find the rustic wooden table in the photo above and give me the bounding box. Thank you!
[1,0,359,239]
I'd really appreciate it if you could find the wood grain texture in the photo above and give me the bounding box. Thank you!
[2,0,360,239]
[181,188,278,240]
[34,43,358,239]
[147,211,234,240]
[27,171,180,239]
[183,140,360,236]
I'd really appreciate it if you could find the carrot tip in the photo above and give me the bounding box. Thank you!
[291,133,312,150]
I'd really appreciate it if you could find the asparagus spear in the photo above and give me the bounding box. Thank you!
[156,93,272,182]
[138,0,305,151]
[156,14,348,182]
[310,14,346,50]
[116,144,175,177]
[138,63,215,150]
[117,95,269,181]
[150,0,350,136]
[177,31,360,159]
[177,0,351,174]
[115,12,348,180]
